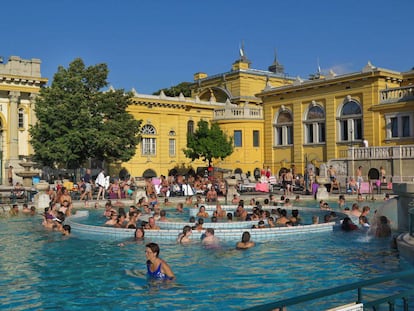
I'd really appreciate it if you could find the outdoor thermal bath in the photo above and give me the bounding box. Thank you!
[1,198,413,310]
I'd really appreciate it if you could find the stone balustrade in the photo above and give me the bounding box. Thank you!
[213,106,263,120]
[380,85,414,104]
[340,145,414,160]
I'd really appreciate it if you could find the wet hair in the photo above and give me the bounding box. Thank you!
[362,206,370,212]
[189,216,196,222]
[146,242,159,257]
[291,209,299,217]
[62,224,71,233]
[379,215,389,224]
[182,225,192,235]
[135,227,145,238]
[198,218,204,225]
[56,211,65,222]
[160,210,166,217]
[206,228,214,235]
[211,216,218,223]
[227,213,233,220]
[241,231,251,243]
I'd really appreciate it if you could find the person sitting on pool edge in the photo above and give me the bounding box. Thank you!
[146,242,175,281]
[236,231,255,249]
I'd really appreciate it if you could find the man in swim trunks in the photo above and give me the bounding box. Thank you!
[145,243,175,281]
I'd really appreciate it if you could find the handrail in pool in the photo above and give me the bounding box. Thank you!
[241,269,414,311]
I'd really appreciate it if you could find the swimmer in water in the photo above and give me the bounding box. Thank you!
[236,231,255,249]
[145,243,175,281]
[177,225,192,244]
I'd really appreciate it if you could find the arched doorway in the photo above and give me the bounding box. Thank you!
[234,168,243,175]
[119,168,129,181]
[142,169,157,178]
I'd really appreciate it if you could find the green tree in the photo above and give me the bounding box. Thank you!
[153,82,192,97]
[30,58,142,169]
[183,120,233,167]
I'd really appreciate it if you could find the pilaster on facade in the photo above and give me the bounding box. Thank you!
[8,91,20,163]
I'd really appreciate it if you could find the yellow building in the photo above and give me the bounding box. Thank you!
[125,90,222,177]
[258,62,414,179]
[125,52,296,178]
[125,52,413,181]
[1,54,412,183]
[0,56,48,184]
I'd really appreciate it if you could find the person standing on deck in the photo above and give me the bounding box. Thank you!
[95,169,106,201]
[8,165,13,186]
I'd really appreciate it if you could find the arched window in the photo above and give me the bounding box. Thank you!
[338,99,362,142]
[141,124,156,155]
[187,120,194,136]
[18,108,24,129]
[304,104,325,144]
[274,109,293,146]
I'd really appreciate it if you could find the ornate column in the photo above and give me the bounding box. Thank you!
[8,91,20,163]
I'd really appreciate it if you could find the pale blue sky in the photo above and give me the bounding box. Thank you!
[2,0,413,94]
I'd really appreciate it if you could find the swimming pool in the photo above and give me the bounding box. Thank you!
[1,202,413,310]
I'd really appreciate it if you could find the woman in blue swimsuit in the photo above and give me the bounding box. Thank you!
[145,243,175,281]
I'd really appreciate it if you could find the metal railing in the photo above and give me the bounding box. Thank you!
[242,269,414,311]
[410,208,414,237]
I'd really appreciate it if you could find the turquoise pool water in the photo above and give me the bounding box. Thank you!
[1,202,413,310]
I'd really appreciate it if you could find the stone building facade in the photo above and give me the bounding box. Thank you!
[0,56,48,184]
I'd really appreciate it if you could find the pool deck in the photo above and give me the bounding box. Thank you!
[0,184,396,208]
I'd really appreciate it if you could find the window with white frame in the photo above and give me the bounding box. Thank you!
[169,130,176,156]
[141,124,156,155]
[304,104,325,144]
[337,100,362,142]
[386,112,413,139]
[274,109,293,146]
[18,108,24,128]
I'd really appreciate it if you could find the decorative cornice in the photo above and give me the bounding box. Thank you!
[0,74,47,88]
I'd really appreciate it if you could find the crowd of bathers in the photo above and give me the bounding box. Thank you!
[1,201,71,236]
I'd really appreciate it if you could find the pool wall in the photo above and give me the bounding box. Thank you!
[66,211,336,242]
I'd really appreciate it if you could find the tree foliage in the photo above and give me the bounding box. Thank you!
[30,58,142,168]
[183,120,233,166]
[153,82,192,97]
